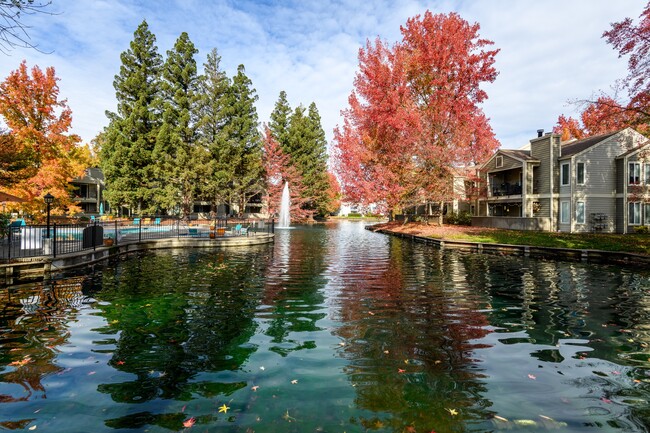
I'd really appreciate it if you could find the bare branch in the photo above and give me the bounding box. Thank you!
[0,0,54,55]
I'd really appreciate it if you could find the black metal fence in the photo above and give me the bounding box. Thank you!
[1,216,275,262]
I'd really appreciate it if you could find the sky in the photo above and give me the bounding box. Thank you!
[0,0,645,152]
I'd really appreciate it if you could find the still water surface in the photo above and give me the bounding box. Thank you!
[2,221,650,432]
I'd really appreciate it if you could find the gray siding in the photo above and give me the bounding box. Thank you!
[530,136,553,194]
[616,197,625,233]
[484,153,522,173]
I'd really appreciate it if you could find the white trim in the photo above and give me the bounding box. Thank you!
[561,162,570,186]
[560,200,570,224]
[576,162,585,185]
[576,201,585,224]
[629,201,642,225]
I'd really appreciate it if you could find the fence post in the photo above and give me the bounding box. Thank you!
[53,224,57,258]
[93,220,97,251]
[115,220,118,245]
[139,217,142,242]
[7,228,11,261]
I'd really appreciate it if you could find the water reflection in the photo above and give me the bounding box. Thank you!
[0,222,650,432]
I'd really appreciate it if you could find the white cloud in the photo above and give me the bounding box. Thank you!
[0,0,645,152]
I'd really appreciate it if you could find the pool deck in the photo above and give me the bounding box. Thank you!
[0,233,275,286]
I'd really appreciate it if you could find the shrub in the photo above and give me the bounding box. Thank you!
[445,211,472,226]
[347,212,362,218]
[0,213,10,239]
[634,225,649,234]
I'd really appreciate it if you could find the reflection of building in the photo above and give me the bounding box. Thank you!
[70,167,108,216]
[474,128,650,233]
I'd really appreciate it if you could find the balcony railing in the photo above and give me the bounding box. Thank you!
[491,183,522,196]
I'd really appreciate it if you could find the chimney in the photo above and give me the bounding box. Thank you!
[537,129,544,138]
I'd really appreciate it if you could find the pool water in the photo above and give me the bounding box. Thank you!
[1,221,650,432]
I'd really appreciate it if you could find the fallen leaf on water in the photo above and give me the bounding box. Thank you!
[383,350,389,354]
[218,404,229,414]
[282,410,296,422]
[28,426,36,431]
[528,374,536,380]
[290,379,298,384]
[611,371,621,375]
[493,415,508,422]
[181,405,186,412]
[88,371,96,376]
[116,360,125,365]
[368,312,375,316]
[404,359,409,364]
[251,386,259,391]
[182,417,195,428]
[446,408,458,416]
[398,369,406,374]
[601,397,612,404]
[9,357,32,367]
[260,366,265,371]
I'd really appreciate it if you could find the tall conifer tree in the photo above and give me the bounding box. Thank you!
[196,48,232,215]
[221,65,263,215]
[286,103,331,217]
[269,90,292,148]
[100,20,162,215]
[153,32,200,218]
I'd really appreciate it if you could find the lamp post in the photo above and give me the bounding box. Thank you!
[44,193,54,238]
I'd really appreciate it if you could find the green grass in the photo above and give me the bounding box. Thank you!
[434,229,650,255]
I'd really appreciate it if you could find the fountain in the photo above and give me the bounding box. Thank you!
[277,181,291,228]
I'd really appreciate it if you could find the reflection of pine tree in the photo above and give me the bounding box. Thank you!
[94,251,264,404]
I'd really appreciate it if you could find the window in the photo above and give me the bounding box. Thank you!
[495,155,503,168]
[629,162,641,185]
[646,164,650,185]
[576,201,585,224]
[645,203,650,225]
[629,202,641,225]
[561,163,570,186]
[576,162,585,185]
[560,201,570,224]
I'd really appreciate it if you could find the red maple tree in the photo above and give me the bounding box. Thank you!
[333,11,500,217]
[262,126,310,221]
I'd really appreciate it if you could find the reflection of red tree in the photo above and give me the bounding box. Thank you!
[334,245,491,431]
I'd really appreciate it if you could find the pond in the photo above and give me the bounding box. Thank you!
[1,221,650,432]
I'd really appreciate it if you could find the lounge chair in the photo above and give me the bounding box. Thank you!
[240,225,250,236]
[230,223,242,235]
[142,218,151,225]
[188,228,199,237]
[154,217,161,225]
[133,217,140,225]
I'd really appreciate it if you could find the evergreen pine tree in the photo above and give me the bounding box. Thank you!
[286,102,331,217]
[269,90,292,148]
[196,48,232,215]
[222,65,263,216]
[153,32,200,219]
[100,20,162,215]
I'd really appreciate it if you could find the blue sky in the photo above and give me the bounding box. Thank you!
[0,0,645,151]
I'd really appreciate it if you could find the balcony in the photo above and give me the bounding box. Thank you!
[492,183,522,196]
[488,168,523,198]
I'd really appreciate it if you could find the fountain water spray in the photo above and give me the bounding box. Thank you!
[277,182,290,228]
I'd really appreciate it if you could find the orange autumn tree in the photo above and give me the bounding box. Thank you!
[333,11,500,218]
[0,61,89,219]
[557,3,650,140]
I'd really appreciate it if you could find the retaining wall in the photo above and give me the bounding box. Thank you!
[1,234,274,286]
[368,227,650,267]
